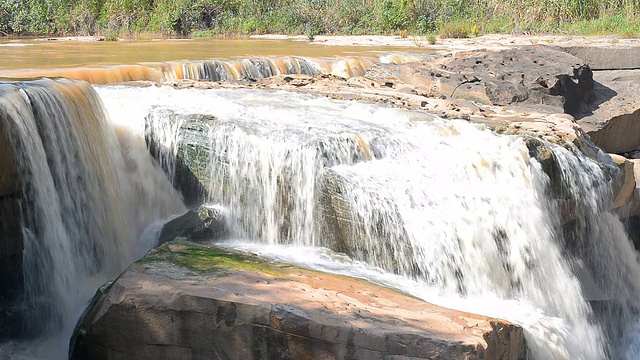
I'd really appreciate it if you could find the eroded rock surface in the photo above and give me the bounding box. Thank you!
[70,241,527,360]
[366,45,592,114]
[577,70,640,154]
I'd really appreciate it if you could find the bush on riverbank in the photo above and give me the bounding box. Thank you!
[1,0,639,38]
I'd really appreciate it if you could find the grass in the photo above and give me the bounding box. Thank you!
[0,0,639,38]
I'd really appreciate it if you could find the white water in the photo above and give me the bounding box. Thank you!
[0,79,184,359]
[99,85,640,359]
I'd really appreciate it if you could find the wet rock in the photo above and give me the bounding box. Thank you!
[366,45,593,114]
[525,137,565,201]
[483,322,527,360]
[69,281,114,360]
[319,170,417,276]
[0,194,25,340]
[0,91,25,340]
[0,124,25,339]
[0,124,18,197]
[576,70,640,154]
[144,110,209,207]
[157,206,230,245]
[70,241,527,360]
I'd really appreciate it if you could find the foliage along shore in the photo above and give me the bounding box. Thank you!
[1,0,640,40]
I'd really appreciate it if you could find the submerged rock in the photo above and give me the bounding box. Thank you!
[70,241,527,360]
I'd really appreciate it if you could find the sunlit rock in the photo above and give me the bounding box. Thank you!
[70,241,527,360]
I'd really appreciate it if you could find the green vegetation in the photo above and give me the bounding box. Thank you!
[137,240,291,275]
[1,0,639,38]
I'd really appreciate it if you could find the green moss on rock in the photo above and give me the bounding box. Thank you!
[136,240,290,276]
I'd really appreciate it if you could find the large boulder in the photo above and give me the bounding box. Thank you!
[70,241,527,360]
[366,45,593,114]
[157,206,230,246]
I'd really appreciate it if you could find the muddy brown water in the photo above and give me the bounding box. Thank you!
[0,37,407,71]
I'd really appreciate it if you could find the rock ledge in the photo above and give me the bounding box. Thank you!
[71,241,527,360]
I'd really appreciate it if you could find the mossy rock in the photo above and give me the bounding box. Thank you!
[157,206,229,246]
[525,137,567,200]
[136,241,290,277]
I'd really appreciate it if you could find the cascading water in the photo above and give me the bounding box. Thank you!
[0,79,184,358]
[0,54,418,85]
[118,85,640,359]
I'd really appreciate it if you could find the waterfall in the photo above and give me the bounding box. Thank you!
[0,79,184,357]
[0,54,416,84]
[130,85,640,359]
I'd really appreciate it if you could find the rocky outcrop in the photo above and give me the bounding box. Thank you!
[70,241,527,360]
[577,70,640,154]
[564,46,640,71]
[157,206,230,245]
[366,45,593,114]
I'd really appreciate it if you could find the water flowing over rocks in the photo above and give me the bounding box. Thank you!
[70,241,527,360]
[0,79,184,345]
[6,38,640,359]
[0,112,22,339]
[157,44,640,219]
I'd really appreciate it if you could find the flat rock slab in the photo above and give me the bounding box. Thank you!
[577,70,640,154]
[365,45,592,114]
[563,46,640,70]
[71,241,526,360]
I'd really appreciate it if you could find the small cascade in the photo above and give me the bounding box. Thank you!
[551,148,640,358]
[0,54,417,84]
[176,56,324,81]
[0,79,184,356]
[133,85,640,359]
